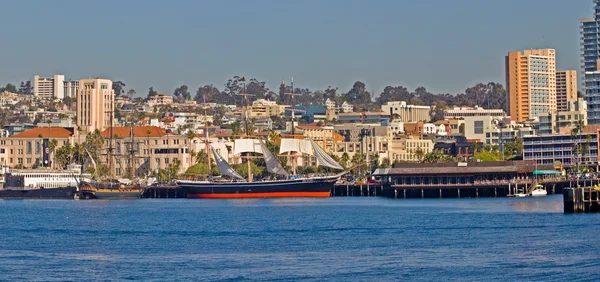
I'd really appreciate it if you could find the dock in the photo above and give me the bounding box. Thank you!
[141,184,184,198]
[332,184,381,197]
[563,187,600,213]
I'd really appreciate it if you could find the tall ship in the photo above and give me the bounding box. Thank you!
[78,115,144,199]
[177,77,345,198]
[0,164,90,199]
[178,138,344,198]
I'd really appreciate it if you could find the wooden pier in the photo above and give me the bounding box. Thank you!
[563,187,600,213]
[141,185,184,198]
[331,184,381,197]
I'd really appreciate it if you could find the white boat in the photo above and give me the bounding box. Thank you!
[531,185,547,197]
[515,193,529,198]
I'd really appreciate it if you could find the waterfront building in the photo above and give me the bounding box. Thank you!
[99,126,190,177]
[388,138,434,163]
[0,127,74,168]
[33,74,65,99]
[556,70,578,112]
[333,136,389,164]
[433,135,476,162]
[443,106,505,119]
[381,101,431,123]
[76,78,115,133]
[374,161,552,194]
[506,49,557,122]
[523,132,599,166]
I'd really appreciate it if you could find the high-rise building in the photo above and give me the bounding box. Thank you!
[579,1,600,91]
[33,74,65,99]
[556,70,578,112]
[63,80,79,98]
[76,78,114,133]
[586,67,600,124]
[505,49,557,122]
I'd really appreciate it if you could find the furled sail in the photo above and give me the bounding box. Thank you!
[211,146,245,180]
[234,139,264,155]
[310,140,344,170]
[259,140,289,177]
[279,139,313,155]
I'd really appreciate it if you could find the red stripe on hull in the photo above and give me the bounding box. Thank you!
[187,191,331,199]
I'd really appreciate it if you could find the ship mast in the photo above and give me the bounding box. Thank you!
[284,78,302,175]
[106,107,115,180]
[129,112,135,182]
[236,77,255,182]
[204,95,211,178]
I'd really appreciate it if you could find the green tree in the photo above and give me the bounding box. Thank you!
[344,81,371,105]
[430,101,447,122]
[473,151,503,162]
[503,136,523,159]
[423,150,454,163]
[168,158,182,181]
[232,162,265,179]
[414,147,425,162]
[48,139,59,169]
[54,143,73,169]
[173,85,191,102]
[113,81,126,97]
[147,87,158,99]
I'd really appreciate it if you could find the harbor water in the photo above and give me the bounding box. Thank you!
[0,196,599,281]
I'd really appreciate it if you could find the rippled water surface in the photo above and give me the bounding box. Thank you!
[0,196,599,281]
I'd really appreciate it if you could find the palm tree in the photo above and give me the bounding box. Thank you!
[48,139,58,169]
[37,133,43,167]
[146,129,152,175]
[186,130,196,164]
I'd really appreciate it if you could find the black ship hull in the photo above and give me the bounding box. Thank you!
[0,187,77,199]
[178,176,339,198]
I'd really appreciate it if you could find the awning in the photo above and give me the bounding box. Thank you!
[533,170,561,175]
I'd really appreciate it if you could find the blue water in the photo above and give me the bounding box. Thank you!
[0,196,599,281]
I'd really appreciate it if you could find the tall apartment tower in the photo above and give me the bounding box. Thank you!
[556,70,578,112]
[33,74,65,99]
[63,80,79,98]
[580,1,600,91]
[505,49,557,122]
[76,78,114,133]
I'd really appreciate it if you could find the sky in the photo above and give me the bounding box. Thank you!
[0,0,592,97]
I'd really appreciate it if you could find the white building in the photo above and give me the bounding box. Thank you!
[423,123,447,136]
[443,106,506,119]
[381,101,431,122]
[325,98,336,109]
[63,80,79,98]
[34,75,65,99]
[252,99,276,106]
[341,101,353,113]
[254,118,273,131]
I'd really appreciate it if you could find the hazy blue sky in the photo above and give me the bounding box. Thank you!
[0,0,592,96]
